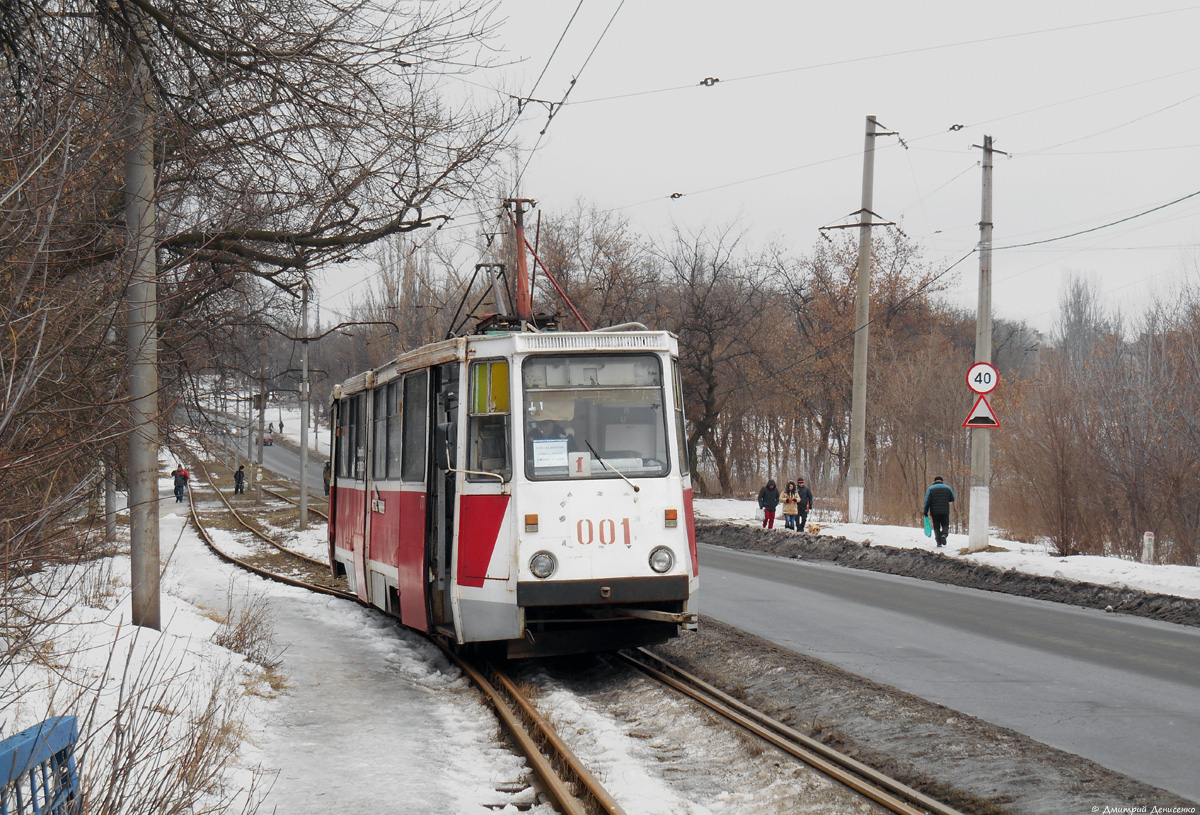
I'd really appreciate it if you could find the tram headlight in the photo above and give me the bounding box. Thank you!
[529,551,557,579]
[649,546,675,574]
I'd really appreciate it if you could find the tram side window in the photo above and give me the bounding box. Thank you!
[468,360,511,481]
[336,400,351,478]
[372,387,387,480]
[352,394,366,481]
[401,370,428,482]
[386,381,402,479]
[672,358,690,476]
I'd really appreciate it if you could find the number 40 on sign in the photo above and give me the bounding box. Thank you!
[966,362,998,394]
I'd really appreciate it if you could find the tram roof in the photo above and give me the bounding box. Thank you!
[334,330,678,397]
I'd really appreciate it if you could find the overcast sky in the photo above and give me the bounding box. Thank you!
[322,2,1200,335]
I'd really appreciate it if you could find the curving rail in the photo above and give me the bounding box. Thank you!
[191,458,328,569]
[186,461,355,601]
[185,451,954,815]
[183,465,620,815]
[619,648,965,815]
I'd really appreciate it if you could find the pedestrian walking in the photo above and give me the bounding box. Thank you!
[172,466,189,503]
[795,477,814,531]
[268,421,274,434]
[233,465,245,495]
[322,460,331,496]
[780,481,801,530]
[922,476,956,548]
[758,478,780,529]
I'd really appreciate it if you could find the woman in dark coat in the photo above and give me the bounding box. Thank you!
[758,479,781,529]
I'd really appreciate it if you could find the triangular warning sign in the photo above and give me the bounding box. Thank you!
[964,395,1000,428]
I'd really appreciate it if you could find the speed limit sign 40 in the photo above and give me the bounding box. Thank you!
[967,362,999,394]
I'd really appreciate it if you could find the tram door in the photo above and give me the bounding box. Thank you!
[429,362,459,631]
[346,393,369,602]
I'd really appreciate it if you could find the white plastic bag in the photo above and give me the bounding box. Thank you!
[755,507,765,521]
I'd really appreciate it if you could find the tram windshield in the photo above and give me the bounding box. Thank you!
[522,354,670,481]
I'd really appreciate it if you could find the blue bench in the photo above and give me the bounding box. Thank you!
[0,717,80,815]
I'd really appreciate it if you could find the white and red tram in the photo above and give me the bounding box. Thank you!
[328,328,699,658]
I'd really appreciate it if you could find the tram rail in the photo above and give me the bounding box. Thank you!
[183,462,623,815]
[618,648,965,815]
[183,451,959,815]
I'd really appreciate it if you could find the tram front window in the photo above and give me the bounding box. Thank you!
[522,354,670,481]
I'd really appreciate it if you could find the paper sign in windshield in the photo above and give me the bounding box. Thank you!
[532,439,569,468]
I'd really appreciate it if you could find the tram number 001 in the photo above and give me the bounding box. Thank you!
[576,518,632,545]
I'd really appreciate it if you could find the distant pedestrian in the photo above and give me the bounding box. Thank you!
[278,419,284,432]
[322,460,331,496]
[268,421,274,434]
[172,466,189,503]
[780,481,801,530]
[234,465,245,495]
[758,478,780,530]
[922,476,956,548]
[795,478,814,531]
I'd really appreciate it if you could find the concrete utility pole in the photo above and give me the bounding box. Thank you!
[299,284,311,530]
[848,115,879,525]
[968,135,999,553]
[125,35,160,630]
[256,337,266,503]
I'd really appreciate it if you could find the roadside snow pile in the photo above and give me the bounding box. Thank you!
[693,497,1200,602]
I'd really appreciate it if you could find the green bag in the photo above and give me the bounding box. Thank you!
[923,516,932,537]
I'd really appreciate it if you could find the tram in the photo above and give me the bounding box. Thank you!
[327,324,699,658]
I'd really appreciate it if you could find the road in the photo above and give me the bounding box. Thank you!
[698,543,1200,802]
[213,431,327,496]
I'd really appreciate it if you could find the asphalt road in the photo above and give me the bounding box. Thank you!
[697,542,1200,802]
[213,431,327,497]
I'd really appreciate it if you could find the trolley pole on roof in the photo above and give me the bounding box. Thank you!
[968,135,1002,553]
[847,115,878,525]
[506,198,535,322]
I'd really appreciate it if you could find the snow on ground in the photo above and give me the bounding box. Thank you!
[693,497,1200,601]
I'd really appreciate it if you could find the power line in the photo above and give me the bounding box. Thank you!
[515,0,626,190]
[994,188,1200,250]
[566,6,1200,107]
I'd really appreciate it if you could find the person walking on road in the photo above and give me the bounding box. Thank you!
[172,466,189,503]
[795,477,814,532]
[758,478,780,530]
[322,460,332,496]
[780,481,801,530]
[234,465,246,495]
[922,476,956,548]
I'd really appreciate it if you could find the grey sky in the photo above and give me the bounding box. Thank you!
[321,2,1200,334]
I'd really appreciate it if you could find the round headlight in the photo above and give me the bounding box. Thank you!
[649,546,674,574]
[529,551,556,579]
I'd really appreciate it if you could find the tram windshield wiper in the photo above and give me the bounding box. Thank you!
[584,440,640,493]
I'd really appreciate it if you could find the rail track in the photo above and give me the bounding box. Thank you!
[183,462,623,815]
[618,648,965,815]
[184,457,962,815]
[187,458,353,599]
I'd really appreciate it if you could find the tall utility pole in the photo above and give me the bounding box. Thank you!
[256,337,266,502]
[299,284,311,530]
[968,135,1000,552]
[125,34,160,630]
[847,115,879,525]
